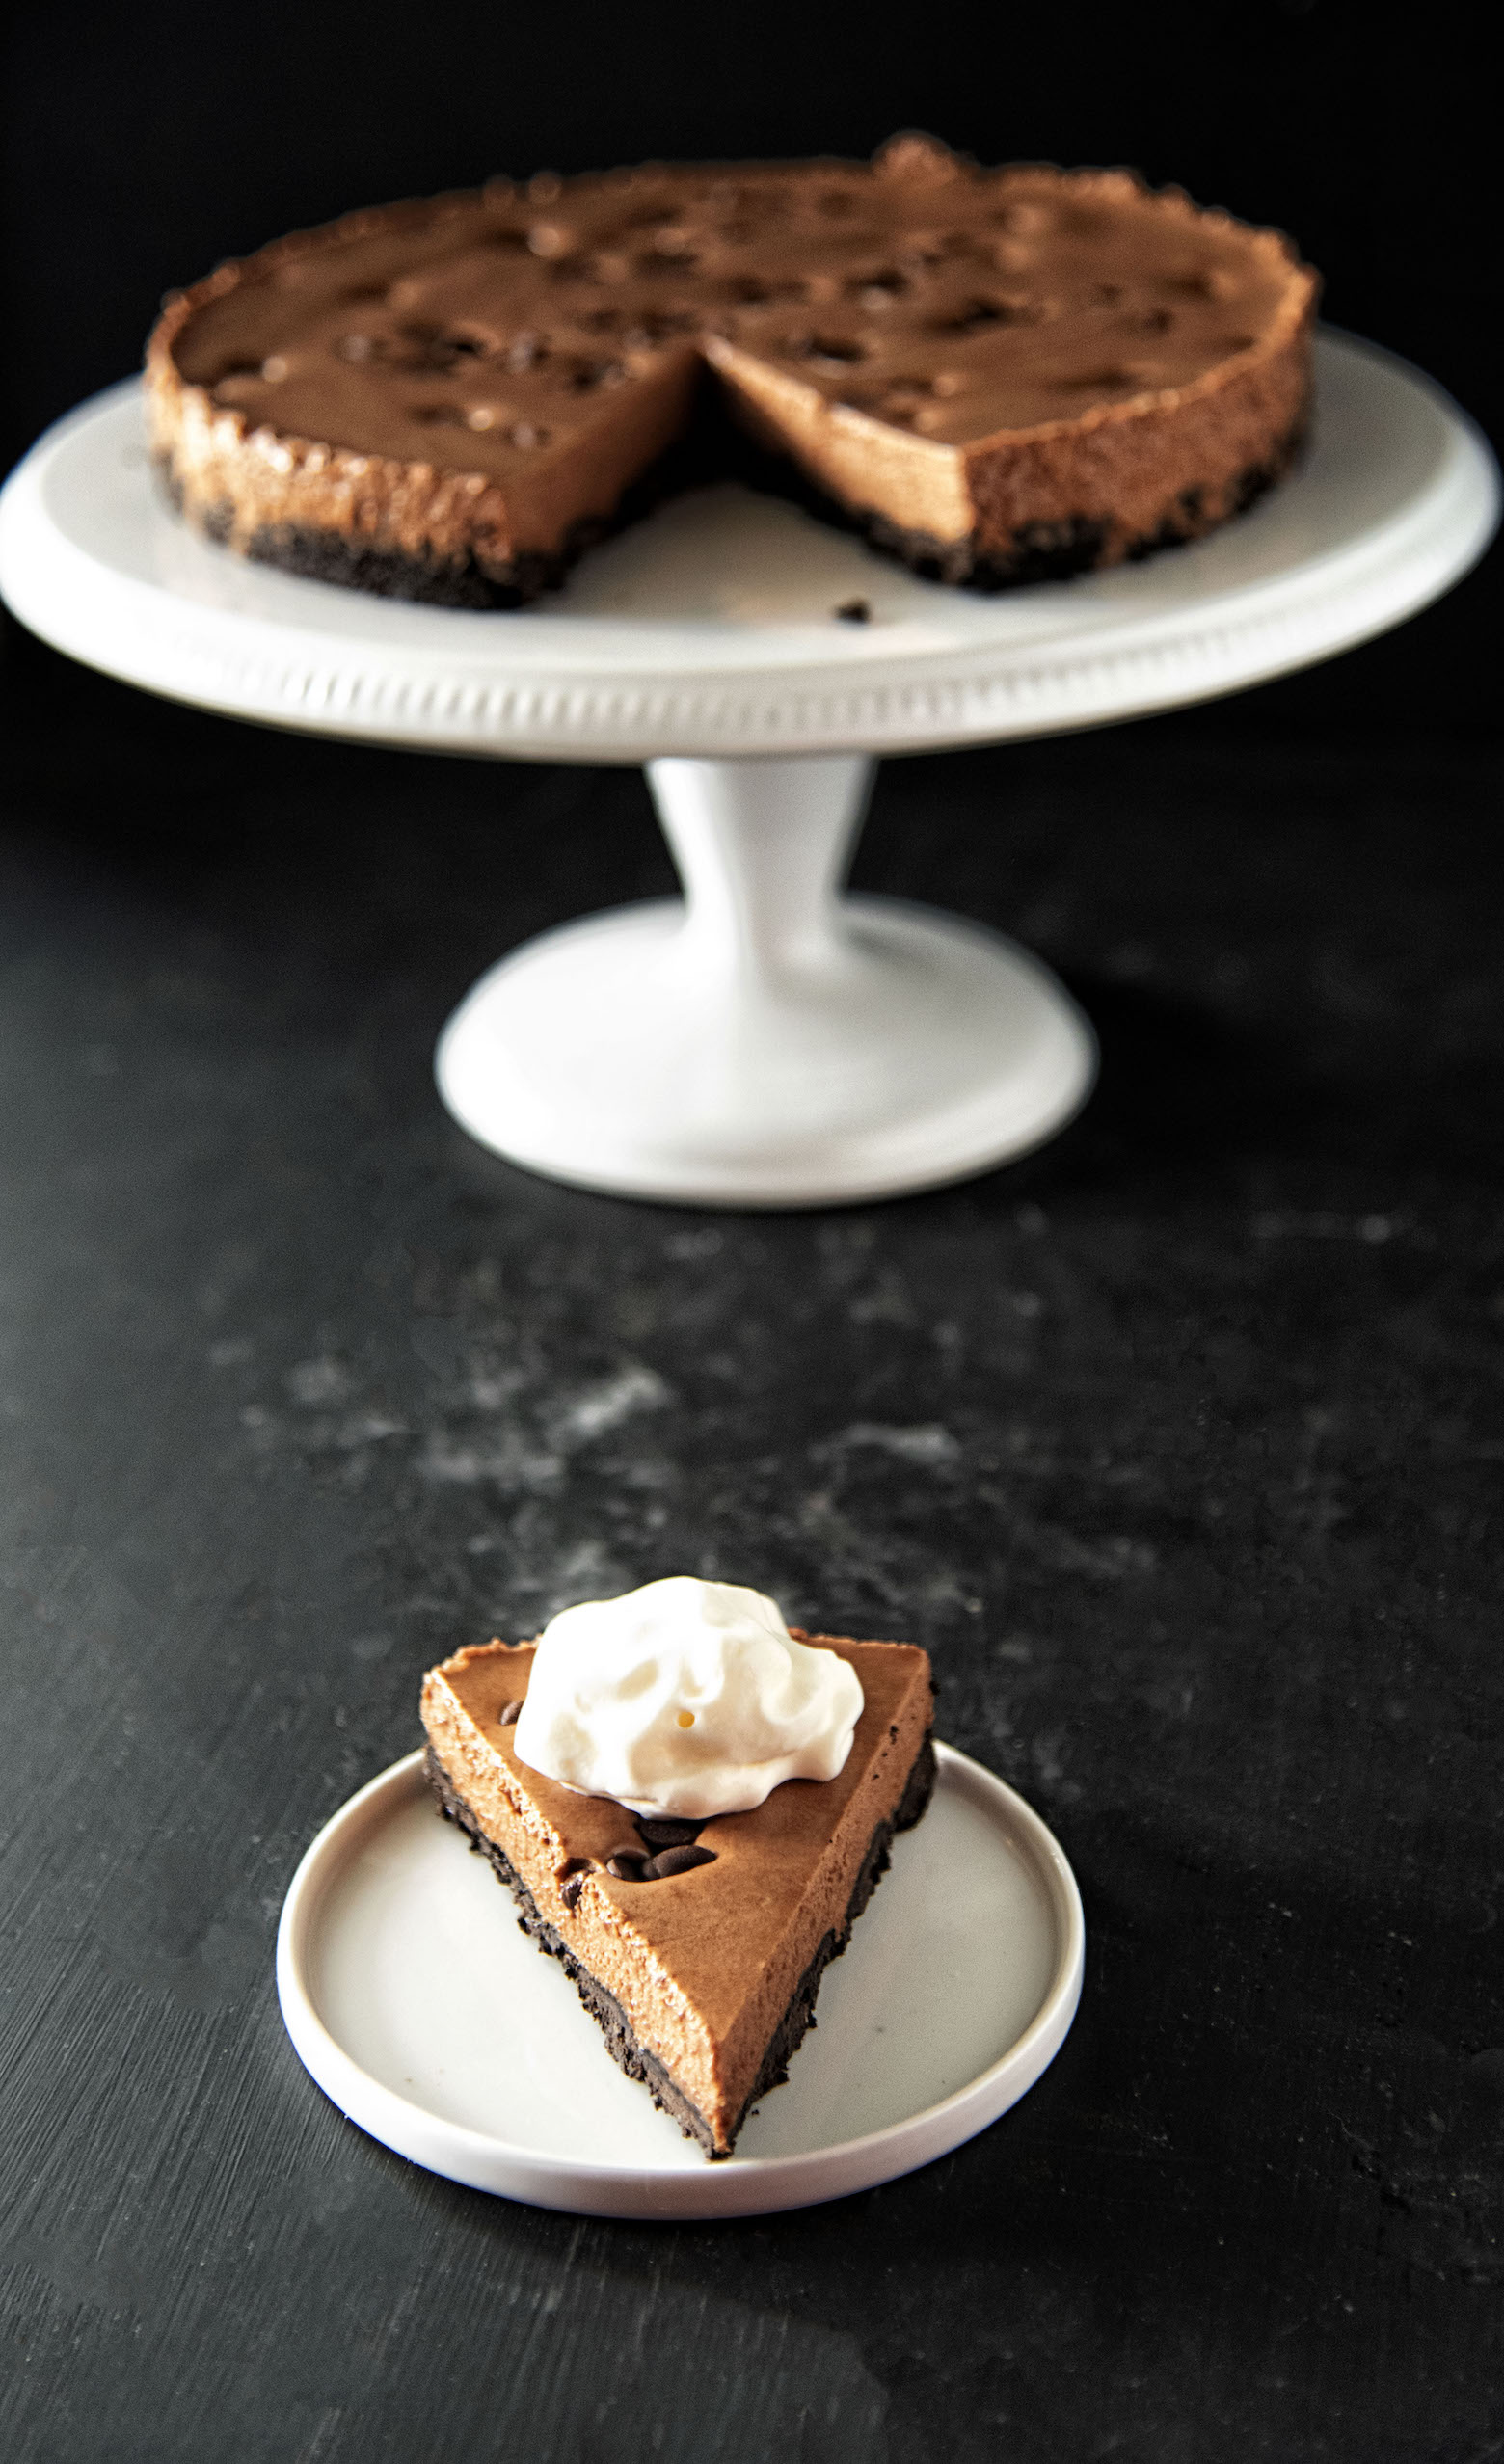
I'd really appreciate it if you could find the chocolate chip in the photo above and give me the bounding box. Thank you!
[557,1856,591,1910]
[498,1698,522,1726]
[801,333,867,364]
[635,1817,703,1850]
[933,296,1017,335]
[852,268,908,304]
[641,1844,716,1880]
[569,358,627,391]
[605,1848,648,1880]
[835,599,872,624]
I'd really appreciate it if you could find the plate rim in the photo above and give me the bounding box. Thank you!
[275,1739,1086,2219]
[2,332,1496,763]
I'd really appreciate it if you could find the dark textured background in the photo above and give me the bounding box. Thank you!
[2,4,1501,2457]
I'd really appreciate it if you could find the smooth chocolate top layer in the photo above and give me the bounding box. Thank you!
[168,137,1311,486]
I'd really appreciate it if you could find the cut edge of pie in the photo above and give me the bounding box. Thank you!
[419,1632,935,2157]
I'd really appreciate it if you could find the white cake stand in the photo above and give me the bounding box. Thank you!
[0,333,1495,1206]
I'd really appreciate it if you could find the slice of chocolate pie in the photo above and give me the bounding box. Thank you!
[148,137,1316,606]
[420,1583,934,2157]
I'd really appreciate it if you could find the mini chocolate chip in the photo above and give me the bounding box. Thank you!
[605,1848,648,1880]
[569,358,627,391]
[635,1817,703,1850]
[641,1844,717,1880]
[557,1855,591,1910]
[934,296,1012,335]
[835,599,872,624]
[853,269,908,303]
[498,1699,523,1726]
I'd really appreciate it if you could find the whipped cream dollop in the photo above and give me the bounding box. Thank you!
[512,1576,865,1819]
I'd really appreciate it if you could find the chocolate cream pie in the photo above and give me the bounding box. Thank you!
[148,137,1317,606]
[419,1580,935,2157]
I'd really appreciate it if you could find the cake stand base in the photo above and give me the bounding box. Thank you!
[435,753,1095,1206]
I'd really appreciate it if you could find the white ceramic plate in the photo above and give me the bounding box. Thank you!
[0,335,1495,760]
[276,1742,1085,2219]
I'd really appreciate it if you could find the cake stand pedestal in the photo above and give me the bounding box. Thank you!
[0,333,1495,1206]
[438,752,1093,1203]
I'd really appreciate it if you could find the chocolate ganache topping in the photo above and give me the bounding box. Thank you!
[148,136,1318,605]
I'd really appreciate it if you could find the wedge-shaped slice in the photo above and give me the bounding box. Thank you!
[420,1633,934,2156]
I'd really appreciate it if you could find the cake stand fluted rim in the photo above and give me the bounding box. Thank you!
[0,331,1495,761]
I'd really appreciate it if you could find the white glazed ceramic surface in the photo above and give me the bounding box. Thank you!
[0,334,1495,763]
[434,749,1099,1205]
[3,333,1491,1207]
[276,1742,1085,2220]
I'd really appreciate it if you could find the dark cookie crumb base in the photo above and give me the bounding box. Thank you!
[157,421,717,610]
[161,407,1308,609]
[423,1732,936,2157]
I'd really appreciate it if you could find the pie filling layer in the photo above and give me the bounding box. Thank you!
[419,1634,936,2156]
[148,140,1317,606]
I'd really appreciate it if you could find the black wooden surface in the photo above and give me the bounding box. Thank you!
[2,603,1501,2458]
